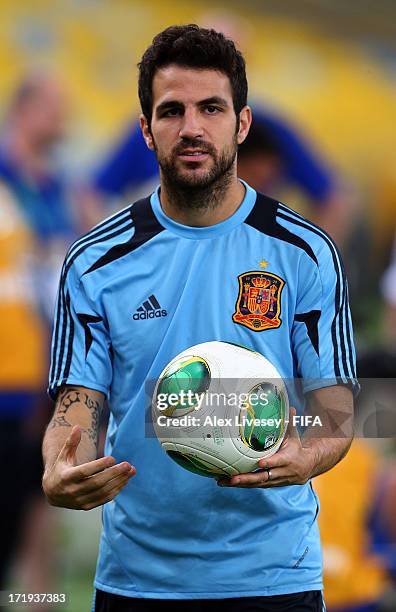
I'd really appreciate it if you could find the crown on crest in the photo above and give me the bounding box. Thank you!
[251,276,270,288]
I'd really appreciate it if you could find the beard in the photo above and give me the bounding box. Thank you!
[153,135,238,212]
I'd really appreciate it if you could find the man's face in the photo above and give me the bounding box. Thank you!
[141,66,246,190]
[19,78,69,149]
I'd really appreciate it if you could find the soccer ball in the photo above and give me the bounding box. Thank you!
[151,341,289,478]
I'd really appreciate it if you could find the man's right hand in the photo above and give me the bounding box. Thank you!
[42,425,136,511]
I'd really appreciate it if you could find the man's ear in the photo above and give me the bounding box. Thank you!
[237,106,252,146]
[140,114,155,151]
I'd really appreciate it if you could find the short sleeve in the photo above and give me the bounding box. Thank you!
[48,263,112,400]
[292,248,359,395]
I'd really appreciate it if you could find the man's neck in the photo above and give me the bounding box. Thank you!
[159,171,246,227]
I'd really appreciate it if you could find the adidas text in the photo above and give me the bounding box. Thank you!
[133,309,167,320]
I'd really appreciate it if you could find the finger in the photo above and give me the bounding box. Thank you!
[218,467,297,488]
[58,426,82,463]
[231,478,294,488]
[104,478,132,501]
[75,462,135,495]
[85,469,133,500]
[82,482,128,511]
[79,470,134,509]
[73,456,117,480]
[218,469,269,487]
[257,450,290,470]
[77,472,132,505]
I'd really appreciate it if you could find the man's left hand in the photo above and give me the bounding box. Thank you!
[217,408,315,488]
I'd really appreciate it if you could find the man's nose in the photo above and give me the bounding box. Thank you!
[179,108,204,139]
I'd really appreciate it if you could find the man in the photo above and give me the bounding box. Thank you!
[0,72,75,593]
[0,72,76,314]
[42,25,357,611]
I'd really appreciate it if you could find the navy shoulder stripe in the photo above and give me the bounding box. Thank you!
[50,214,134,388]
[277,203,356,381]
[50,196,161,391]
[294,310,321,356]
[66,207,132,265]
[245,192,318,264]
[83,196,164,275]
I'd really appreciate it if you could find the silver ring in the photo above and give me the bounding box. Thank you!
[267,469,272,481]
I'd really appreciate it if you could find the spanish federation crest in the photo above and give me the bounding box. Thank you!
[233,271,285,332]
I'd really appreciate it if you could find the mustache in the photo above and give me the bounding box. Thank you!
[173,139,216,156]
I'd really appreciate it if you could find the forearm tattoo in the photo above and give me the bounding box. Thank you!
[49,387,103,444]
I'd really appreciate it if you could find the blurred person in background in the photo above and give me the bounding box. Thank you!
[368,457,396,611]
[350,238,396,611]
[315,440,390,612]
[355,234,396,376]
[0,72,77,597]
[319,249,396,612]
[380,235,396,350]
[0,72,76,311]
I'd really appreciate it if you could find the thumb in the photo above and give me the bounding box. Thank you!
[59,425,82,463]
[286,407,301,441]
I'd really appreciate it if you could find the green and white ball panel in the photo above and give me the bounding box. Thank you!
[240,382,288,451]
[163,442,238,478]
[156,355,211,416]
[230,379,289,462]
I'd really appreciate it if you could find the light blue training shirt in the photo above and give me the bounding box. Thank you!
[49,181,357,599]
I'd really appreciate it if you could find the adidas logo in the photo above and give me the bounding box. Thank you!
[132,295,167,320]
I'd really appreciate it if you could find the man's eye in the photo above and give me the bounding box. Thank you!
[205,106,220,114]
[163,108,181,117]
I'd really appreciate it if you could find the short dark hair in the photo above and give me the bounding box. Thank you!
[138,24,248,126]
